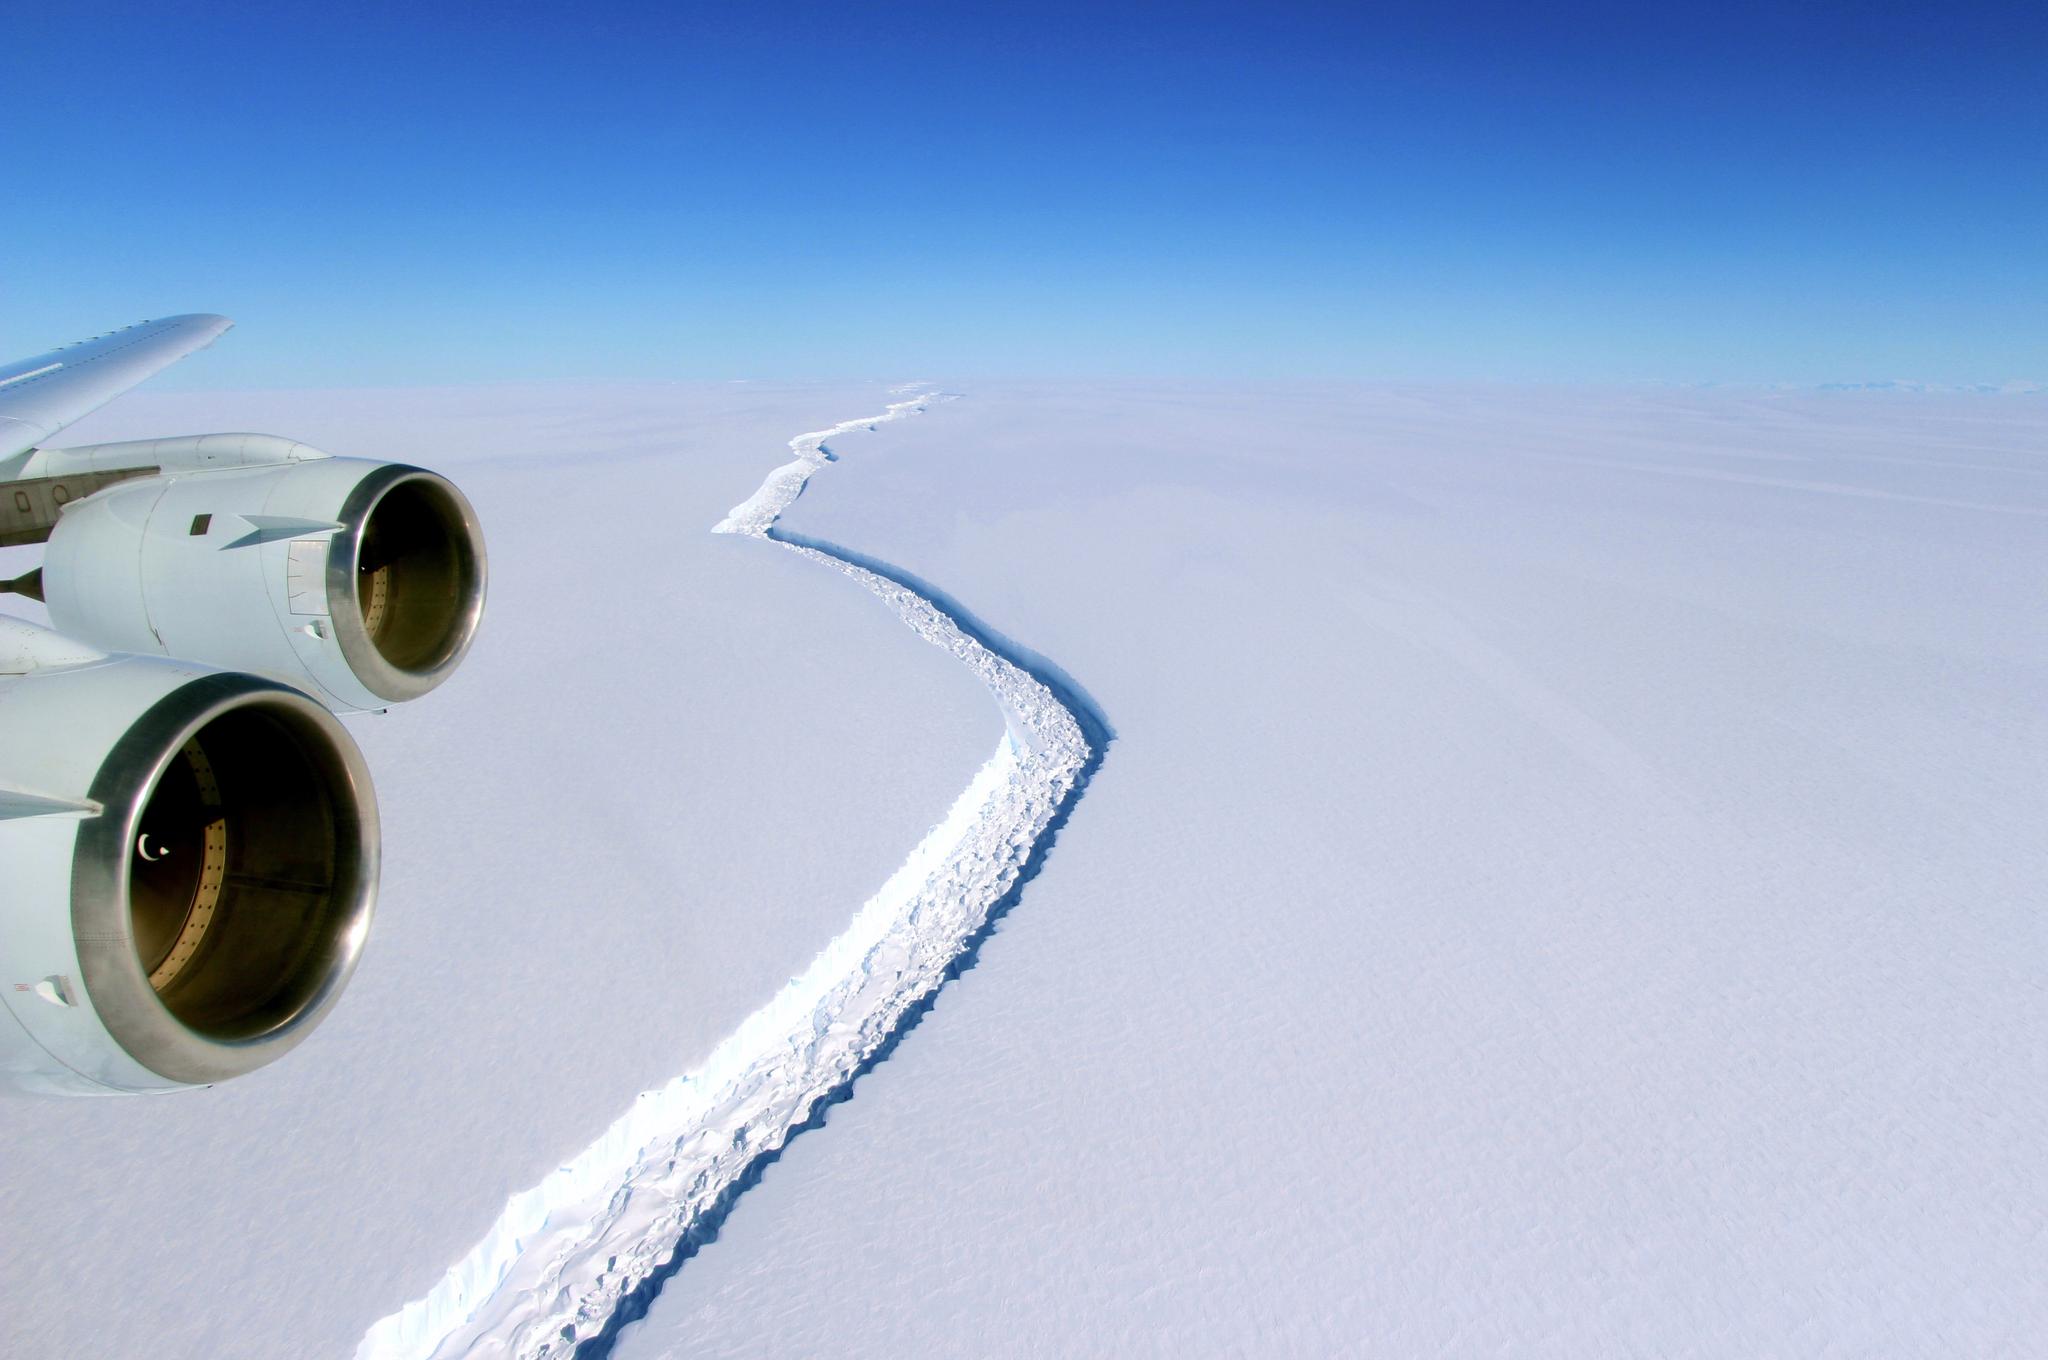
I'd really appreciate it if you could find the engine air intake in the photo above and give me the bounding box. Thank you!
[74,675,379,1084]
[332,466,487,704]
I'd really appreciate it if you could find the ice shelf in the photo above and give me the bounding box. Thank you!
[358,392,1092,1359]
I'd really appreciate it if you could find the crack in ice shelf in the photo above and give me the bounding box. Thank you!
[358,391,1093,1359]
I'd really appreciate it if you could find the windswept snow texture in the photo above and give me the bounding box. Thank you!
[4,380,2043,1359]
[612,383,2048,1359]
[357,393,1091,1359]
[0,383,998,1360]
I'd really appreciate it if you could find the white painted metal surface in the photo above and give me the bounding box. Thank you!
[0,315,232,466]
[41,456,484,712]
[7,431,326,481]
[0,315,483,1098]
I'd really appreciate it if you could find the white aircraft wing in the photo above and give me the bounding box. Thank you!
[0,314,232,465]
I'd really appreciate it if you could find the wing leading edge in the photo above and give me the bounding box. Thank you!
[0,314,233,468]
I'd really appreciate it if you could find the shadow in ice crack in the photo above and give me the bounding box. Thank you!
[773,528,1116,746]
[575,540,1111,1359]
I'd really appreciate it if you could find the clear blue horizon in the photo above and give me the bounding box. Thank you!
[10,1,2045,387]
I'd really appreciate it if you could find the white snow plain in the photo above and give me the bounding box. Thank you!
[356,392,1090,1359]
[3,380,2044,1358]
[611,382,2045,1358]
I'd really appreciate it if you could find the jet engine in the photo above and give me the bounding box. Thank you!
[34,437,487,712]
[0,629,377,1095]
[0,317,490,1098]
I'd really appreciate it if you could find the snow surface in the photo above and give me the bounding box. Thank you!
[604,383,2047,1357]
[3,380,2043,1358]
[355,392,1091,1358]
[0,383,997,1360]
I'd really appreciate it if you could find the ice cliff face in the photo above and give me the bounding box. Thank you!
[359,393,1094,1359]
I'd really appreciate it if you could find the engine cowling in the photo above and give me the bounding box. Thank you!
[0,633,377,1095]
[41,451,486,713]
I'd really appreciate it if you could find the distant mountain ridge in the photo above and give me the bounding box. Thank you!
[1667,379,2044,395]
[1809,379,2045,394]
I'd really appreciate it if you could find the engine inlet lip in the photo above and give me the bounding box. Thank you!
[326,464,487,705]
[70,673,380,1085]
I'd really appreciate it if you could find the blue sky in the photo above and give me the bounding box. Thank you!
[9,1,2045,385]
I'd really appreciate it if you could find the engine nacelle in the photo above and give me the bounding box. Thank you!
[42,450,486,713]
[0,636,378,1095]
